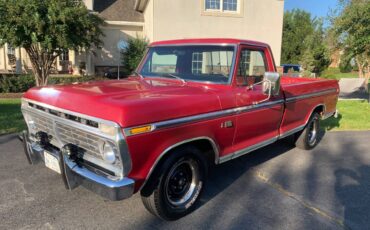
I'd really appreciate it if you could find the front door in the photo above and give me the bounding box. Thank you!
[232,46,284,156]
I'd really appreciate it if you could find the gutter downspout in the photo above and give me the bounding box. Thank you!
[134,0,149,12]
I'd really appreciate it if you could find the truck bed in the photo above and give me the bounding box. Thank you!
[279,76,339,136]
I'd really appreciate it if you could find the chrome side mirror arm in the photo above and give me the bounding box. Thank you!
[249,80,272,105]
[245,72,280,105]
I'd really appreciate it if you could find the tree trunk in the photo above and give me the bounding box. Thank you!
[355,55,369,79]
[365,67,370,92]
[356,57,364,78]
[25,47,57,87]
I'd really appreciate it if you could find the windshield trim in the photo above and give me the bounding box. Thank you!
[137,43,238,85]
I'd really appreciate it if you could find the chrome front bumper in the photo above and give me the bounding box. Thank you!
[21,131,135,201]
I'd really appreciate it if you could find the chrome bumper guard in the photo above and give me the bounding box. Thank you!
[21,131,135,201]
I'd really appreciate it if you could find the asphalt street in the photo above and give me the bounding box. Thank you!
[0,131,370,230]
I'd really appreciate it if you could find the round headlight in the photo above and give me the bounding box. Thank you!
[102,142,116,164]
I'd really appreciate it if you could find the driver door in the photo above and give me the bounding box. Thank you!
[232,46,284,155]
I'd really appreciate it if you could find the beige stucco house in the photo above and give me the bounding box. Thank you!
[0,0,284,75]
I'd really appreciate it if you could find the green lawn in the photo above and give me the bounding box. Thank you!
[0,99,26,135]
[321,100,370,131]
[321,67,359,80]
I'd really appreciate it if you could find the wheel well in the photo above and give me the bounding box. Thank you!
[140,138,217,196]
[185,139,216,164]
[313,105,325,116]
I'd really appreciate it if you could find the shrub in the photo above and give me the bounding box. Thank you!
[48,76,100,85]
[339,59,352,73]
[0,75,106,93]
[0,75,35,93]
[121,37,149,75]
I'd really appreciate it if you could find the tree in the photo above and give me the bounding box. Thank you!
[282,10,331,75]
[121,37,149,75]
[300,21,331,75]
[331,0,370,79]
[0,0,105,86]
[281,9,314,64]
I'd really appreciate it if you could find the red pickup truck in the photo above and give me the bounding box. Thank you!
[21,39,339,220]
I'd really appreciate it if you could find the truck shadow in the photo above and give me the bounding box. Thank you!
[335,165,370,229]
[198,130,326,210]
[0,133,19,145]
[117,130,370,229]
[321,114,342,131]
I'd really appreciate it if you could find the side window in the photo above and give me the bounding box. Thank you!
[237,49,267,86]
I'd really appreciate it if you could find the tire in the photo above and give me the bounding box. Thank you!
[295,113,320,150]
[141,146,208,220]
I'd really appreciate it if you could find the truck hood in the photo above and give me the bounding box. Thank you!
[23,78,222,127]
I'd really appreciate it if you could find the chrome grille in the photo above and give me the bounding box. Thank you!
[21,99,129,178]
[25,111,105,161]
[31,113,56,138]
[28,102,99,128]
[56,122,102,159]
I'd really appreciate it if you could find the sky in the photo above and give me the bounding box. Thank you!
[284,0,338,19]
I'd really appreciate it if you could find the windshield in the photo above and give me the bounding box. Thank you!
[139,45,236,84]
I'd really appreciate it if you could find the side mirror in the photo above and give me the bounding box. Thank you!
[262,72,281,96]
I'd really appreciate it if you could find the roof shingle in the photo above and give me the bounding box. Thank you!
[94,0,144,22]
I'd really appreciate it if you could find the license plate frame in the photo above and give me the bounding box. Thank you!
[44,151,61,174]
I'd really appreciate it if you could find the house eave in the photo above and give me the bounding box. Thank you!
[105,20,144,27]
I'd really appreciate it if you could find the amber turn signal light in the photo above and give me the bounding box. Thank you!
[129,125,153,135]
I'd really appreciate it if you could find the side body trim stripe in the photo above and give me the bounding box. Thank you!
[125,89,337,137]
[278,125,305,139]
[285,89,336,103]
[218,136,278,164]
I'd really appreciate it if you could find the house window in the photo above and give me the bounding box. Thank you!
[205,0,239,12]
[205,0,220,10]
[7,45,15,55]
[7,45,16,67]
[60,50,69,61]
[192,52,203,74]
[223,0,237,11]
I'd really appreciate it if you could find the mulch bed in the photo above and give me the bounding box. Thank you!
[0,93,24,99]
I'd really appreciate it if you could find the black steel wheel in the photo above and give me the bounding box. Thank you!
[141,146,208,220]
[164,158,200,207]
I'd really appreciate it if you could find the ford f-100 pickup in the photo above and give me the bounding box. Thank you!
[21,38,339,220]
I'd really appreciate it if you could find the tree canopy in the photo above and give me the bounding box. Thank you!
[281,9,331,75]
[331,0,370,78]
[281,9,314,65]
[0,0,105,86]
[300,21,331,74]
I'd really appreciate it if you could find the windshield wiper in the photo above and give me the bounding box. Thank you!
[132,71,144,79]
[160,73,186,84]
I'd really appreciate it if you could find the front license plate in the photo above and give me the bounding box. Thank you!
[44,151,61,174]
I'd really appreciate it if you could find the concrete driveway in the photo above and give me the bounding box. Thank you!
[0,131,369,230]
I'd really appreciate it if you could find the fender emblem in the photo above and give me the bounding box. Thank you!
[221,121,233,128]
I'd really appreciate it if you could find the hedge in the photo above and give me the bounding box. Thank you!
[0,75,105,93]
